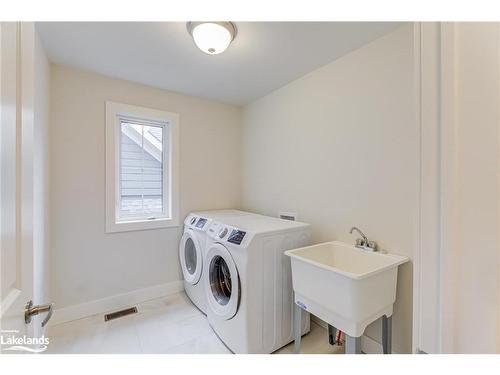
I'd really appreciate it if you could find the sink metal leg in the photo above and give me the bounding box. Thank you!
[345,335,361,354]
[294,302,302,354]
[328,324,337,345]
[382,315,392,354]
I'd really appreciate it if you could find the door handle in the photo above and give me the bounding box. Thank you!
[25,300,54,328]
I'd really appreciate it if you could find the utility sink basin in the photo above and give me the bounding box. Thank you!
[285,241,408,337]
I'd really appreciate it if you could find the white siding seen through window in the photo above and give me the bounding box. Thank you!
[119,121,167,220]
[106,101,179,233]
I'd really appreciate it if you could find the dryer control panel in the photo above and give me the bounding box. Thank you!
[184,215,210,231]
[195,217,207,229]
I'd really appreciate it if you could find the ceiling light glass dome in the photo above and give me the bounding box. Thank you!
[187,22,237,55]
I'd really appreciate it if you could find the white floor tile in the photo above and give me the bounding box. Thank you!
[164,331,231,354]
[135,313,212,353]
[89,316,142,354]
[45,292,342,355]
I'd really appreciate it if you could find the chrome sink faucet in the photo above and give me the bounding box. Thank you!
[350,226,378,252]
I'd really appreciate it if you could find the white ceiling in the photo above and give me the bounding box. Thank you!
[36,22,403,105]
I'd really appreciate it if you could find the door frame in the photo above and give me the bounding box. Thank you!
[0,21,36,344]
[413,22,500,354]
[412,22,458,354]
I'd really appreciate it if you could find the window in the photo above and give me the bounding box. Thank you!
[106,101,179,232]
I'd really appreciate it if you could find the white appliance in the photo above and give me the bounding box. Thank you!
[204,213,311,353]
[179,210,251,314]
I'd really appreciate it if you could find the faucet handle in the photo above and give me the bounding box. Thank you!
[355,238,366,247]
[351,226,378,251]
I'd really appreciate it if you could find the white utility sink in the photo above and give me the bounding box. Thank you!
[285,241,408,338]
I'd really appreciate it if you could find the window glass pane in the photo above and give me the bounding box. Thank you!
[119,121,166,220]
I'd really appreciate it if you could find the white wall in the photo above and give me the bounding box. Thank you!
[49,65,241,309]
[416,23,500,354]
[242,24,417,353]
[32,30,51,337]
[452,23,499,354]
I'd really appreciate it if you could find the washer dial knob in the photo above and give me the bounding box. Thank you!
[218,227,228,239]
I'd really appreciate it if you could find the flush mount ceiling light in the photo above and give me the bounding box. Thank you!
[186,22,237,55]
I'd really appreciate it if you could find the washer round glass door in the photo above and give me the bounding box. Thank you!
[179,229,203,284]
[205,243,239,320]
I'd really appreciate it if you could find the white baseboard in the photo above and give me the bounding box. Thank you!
[49,280,184,326]
[311,314,397,354]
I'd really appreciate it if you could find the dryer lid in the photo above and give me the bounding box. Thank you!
[179,229,203,285]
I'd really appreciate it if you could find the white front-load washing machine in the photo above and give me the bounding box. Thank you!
[203,213,311,353]
[179,210,252,314]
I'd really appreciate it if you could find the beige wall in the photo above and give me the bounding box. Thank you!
[241,24,416,353]
[50,65,242,309]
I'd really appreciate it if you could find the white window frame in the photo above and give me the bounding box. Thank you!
[105,101,179,233]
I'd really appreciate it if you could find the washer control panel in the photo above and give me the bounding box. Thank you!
[208,222,223,236]
[218,227,228,238]
[227,229,246,245]
[207,222,249,246]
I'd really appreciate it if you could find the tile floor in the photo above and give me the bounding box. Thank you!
[45,292,344,354]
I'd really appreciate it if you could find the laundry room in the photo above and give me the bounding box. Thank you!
[35,21,415,354]
[2,2,500,372]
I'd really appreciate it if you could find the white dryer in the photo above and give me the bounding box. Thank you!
[179,210,252,314]
[204,213,311,353]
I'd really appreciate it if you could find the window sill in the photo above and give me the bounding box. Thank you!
[105,217,179,233]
